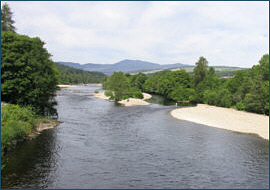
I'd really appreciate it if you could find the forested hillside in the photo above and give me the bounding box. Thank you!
[54,62,106,84]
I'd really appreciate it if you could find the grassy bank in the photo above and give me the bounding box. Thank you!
[1,103,60,169]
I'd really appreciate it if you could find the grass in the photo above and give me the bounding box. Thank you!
[1,103,59,170]
[1,104,36,151]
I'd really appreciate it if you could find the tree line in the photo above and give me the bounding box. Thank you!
[54,62,106,84]
[103,55,269,115]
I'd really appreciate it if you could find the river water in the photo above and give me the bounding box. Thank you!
[1,85,269,189]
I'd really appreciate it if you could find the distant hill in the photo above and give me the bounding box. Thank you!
[57,59,191,74]
[54,62,106,84]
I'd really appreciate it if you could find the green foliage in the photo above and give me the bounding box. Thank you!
[234,102,246,111]
[103,72,143,101]
[208,67,215,76]
[193,56,208,87]
[1,104,58,170]
[1,31,59,115]
[1,104,36,154]
[228,54,269,114]
[143,69,193,103]
[1,3,15,32]
[195,74,221,102]
[143,54,269,115]
[169,86,195,102]
[203,90,218,105]
[105,90,114,100]
[217,89,232,108]
[130,73,148,90]
[54,62,106,84]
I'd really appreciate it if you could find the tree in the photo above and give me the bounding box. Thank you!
[1,3,15,32]
[258,54,269,81]
[194,74,221,103]
[130,73,147,90]
[193,56,209,87]
[1,31,59,116]
[208,67,215,76]
[103,72,135,101]
[168,86,195,102]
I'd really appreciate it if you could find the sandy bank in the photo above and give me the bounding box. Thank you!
[89,83,102,86]
[93,92,152,106]
[171,104,269,140]
[142,93,152,100]
[35,120,62,133]
[29,120,61,138]
[57,84,76,88]
[93,91,110,100]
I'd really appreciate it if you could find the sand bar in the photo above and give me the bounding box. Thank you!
[57,84,76,88]
[93,92,152,106]
[93,91,110,100]
[170,104,269,140]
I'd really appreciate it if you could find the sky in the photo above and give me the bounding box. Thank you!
[3,1,269,67]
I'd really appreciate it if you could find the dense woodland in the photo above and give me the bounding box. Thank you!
[54,62,106,84]
[103,55,269,115]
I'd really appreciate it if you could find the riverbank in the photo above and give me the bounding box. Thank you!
[58,84,76,88]
[58,84,102,88]
[1,103,61,153]
[171,104,269,140]
[29,119,61,139]
[93,92,152,106]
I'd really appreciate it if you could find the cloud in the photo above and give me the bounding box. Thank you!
[3,1,269,67]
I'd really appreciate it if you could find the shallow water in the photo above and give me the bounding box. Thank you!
[2,85,269,189]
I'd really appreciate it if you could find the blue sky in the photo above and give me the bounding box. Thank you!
[3,1,269,67]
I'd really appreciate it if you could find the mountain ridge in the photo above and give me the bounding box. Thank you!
[57,59,192,74]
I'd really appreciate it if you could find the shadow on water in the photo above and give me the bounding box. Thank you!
[1,129,59,189]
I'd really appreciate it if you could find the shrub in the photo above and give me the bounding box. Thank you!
[235,102,246,111]
[1,104,36,152]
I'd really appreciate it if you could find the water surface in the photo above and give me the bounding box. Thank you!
[2,85,269,189]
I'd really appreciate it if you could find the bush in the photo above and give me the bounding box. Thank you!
[168,86,194,102]
[203,90,218,105]
[1,104,36,152]
[105,90,114,100]
[235,102,246,111]
[132,91,144,99]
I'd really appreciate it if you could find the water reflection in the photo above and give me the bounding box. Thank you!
[1,129,59,189]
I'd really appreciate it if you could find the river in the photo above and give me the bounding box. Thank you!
[1,85,269,189]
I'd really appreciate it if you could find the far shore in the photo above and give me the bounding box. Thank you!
[171,104,269,140]
[58,83,102,88]
[93,91,152,107]
[57,84,76,88]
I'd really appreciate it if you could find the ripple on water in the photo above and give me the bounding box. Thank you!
[2,85,269,189]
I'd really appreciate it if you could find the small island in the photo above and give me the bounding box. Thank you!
[94,91,152,106]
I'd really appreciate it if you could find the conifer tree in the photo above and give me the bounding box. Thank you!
[1,3,16,32]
